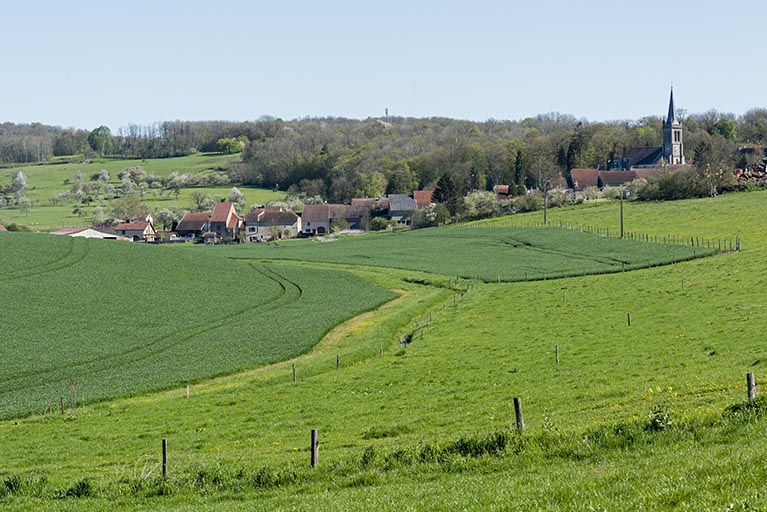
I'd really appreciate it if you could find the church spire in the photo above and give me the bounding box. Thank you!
[666,87,677,125]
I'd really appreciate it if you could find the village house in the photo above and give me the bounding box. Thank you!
[115,213,156,242]
[243,207,301,242]
[174,212,211,239]
[412,190,434,208]
[387,194,418,225]
[208,201,242,239]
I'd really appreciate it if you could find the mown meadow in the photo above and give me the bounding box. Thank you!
[1,190,766,510]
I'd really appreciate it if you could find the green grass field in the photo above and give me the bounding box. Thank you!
[0,233,394,419]
[215,226,716,281]
[1,190,766,510]
[0,153,284,230]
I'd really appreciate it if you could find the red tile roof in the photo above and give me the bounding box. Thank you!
[0,224,7,232]
[301,204,330,223]
[598,171,638,187]
[176,212,210,232]
[413,190,434,207]
[211,202,236,223]
[244,208,299,225]
[116,221,152,232]
[570,169,600,190]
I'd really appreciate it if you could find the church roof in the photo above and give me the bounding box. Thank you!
[623,147,663,167]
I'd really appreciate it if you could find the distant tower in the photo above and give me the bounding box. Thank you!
[662,88,685,165]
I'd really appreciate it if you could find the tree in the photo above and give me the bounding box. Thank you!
[112,195,149,221]
[227,187,246,210]
[154,207,185,231]
[11,171,27,193]
[190,191,215,212]
[87,125,113,156]
[711,118,737,140]
[433,173,465,217]
[18,196,31,216]
[92,206,109,225]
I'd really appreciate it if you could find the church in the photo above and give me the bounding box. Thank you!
[617,88,685,169]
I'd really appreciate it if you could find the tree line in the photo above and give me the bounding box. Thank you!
[2,108,766,204]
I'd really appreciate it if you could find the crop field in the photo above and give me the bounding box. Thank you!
[1,190,765,510]
[0,233,395,419]
[215,225,716,281]
[0,153,284,230]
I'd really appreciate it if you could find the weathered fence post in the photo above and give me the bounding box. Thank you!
[311,429,319,468]
[747,372,756,400]
[627,313,631,327]
[513,397,524,432]
[336,354,340,370]
[292,363,297,384]
[555,344,559,365]
[162,438,167,477]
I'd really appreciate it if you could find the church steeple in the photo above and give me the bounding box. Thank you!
[662,87,684,165]
[665,87,677,126]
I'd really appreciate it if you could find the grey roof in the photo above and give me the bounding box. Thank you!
[387,194,418,212]
[665,88,678,126]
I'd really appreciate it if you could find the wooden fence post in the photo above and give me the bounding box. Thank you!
[627,313,631,327]
[311,429,319,468]
[336,355,340,370]
[162,438,167,477]
[513,397,524,432]
[747,372,756,400]
[555,345,559,365]
[292,364,297,384]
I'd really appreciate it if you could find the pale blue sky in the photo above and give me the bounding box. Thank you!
[2,0,764,130]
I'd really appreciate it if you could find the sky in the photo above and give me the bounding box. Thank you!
[2,0,765,131]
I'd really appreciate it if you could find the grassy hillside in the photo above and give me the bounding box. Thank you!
[0,233,394,419]
[0,153,284,230]
[1,191,765,510]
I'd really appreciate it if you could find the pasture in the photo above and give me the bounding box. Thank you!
[0,190,765,510]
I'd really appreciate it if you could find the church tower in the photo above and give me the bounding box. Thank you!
[662,88,685,165]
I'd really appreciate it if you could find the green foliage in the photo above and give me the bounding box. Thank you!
[217,136,249,154]
[87,125,113,156]
[711,118,737,140]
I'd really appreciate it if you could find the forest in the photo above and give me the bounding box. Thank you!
[2,107,766,204]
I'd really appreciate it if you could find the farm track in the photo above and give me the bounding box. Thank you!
[0,263,303,397]
[0,237,90,282]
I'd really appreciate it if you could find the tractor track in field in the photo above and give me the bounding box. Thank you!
[0,263,304,396]
[0,238,91,282]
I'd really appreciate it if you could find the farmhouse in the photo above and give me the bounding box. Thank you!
[208,201,242,239]
[388,194,418,224]
[243,207,301,242]
[301,204,365,235]
[175,212,211,239]
[115,213,156,242]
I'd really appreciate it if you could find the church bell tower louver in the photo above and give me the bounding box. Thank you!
[662,88,685,165]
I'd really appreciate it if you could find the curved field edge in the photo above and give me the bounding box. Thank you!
[0,234,397,419]
[208,226,718,282]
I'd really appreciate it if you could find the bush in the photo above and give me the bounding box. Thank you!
[512,194,543,212]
